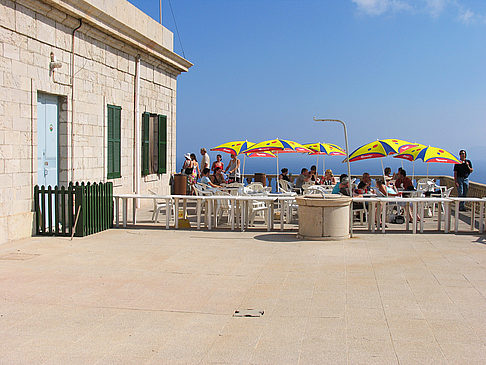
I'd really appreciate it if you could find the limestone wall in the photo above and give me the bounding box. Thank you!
[0,0,192,243]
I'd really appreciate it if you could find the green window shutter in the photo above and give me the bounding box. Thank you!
[142,112,150,176]
[107,105,121,179]
[158,115,167,174]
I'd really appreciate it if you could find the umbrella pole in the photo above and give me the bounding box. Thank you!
[242,154,246,184]
[276,153,279,192]
[323,156,325,177]
[412,161,415,182]
[427,163,429,179]
[381,158,388,196]
[316,155,318,174]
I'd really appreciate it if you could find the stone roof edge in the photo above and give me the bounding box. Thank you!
[44,0,193,73]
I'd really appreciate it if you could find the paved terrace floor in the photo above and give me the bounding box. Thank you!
[1,227,485,364]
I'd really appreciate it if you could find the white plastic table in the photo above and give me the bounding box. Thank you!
[114,194,173,229]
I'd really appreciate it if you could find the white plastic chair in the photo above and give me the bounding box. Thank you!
[431,186,454,216]
[148,190,174,223]
[249,199,268,226]
[214,191,233,226]
[194,183,214,196]
[278,179,294,193]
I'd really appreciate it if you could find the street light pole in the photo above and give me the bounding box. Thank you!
[313,117,353,237]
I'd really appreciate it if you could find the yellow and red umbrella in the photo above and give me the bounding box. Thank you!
[246,151,277,158]
[210,140,255,156]
[210,141,278,181]
[242,139,313,191]
[304,143,346,177]
[347,139,417,162]
[393,145,459,178]
[304,143,346,156]
[242,138,312,154]
[394,145,459,164]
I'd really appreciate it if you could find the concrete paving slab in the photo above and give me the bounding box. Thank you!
[0,228,485,364]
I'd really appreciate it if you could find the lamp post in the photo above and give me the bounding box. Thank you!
[313,117,353,237]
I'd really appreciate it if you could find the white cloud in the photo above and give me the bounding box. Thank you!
[352,0,486,24]
[352,0,411,16]
[424,0,448,17]
[459,8,474,23]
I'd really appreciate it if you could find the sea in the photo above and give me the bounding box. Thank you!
[177,153,486,186]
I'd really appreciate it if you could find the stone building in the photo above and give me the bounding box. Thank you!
[0,0,192,243]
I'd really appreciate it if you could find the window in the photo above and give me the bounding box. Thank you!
[142,112,167,176]
[107,105,121,179]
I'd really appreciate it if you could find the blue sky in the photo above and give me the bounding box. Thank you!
[128,0,486,181]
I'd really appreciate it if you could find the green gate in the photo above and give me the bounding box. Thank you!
[34,182,113,237]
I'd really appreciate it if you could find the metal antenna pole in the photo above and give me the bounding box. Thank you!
[313,117,353,237]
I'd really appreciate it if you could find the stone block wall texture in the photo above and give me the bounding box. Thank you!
[0,0,191,243]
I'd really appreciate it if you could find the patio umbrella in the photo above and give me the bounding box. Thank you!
[393,145,460,177]
[242,139,313,191]
[345,139,418,193]
[390,143,426,179]
[304,142,346,176]
[210,140,255,156]
[346,139,417,162]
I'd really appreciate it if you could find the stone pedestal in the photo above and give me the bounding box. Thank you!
[296,195,351,240]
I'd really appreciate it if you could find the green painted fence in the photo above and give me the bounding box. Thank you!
[34,182,113,237]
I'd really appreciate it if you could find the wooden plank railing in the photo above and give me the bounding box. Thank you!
[34,182,113,237]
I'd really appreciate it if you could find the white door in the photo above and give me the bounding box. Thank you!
[37,93,58,187]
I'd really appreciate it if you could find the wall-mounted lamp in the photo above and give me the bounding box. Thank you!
[49,52,62,74]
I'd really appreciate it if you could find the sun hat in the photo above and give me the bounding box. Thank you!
[184,153,191,159]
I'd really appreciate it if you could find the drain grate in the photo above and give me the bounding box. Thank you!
[0,253,40,261]
[233,309,264,317]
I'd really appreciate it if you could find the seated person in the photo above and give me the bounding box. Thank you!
[212,166,226,185]
[295,168,311,192]
[322,169,336,185]
[394,169,414,190]
[279,168,291,182]
[357,172,373,193]
[309,165,321,184]
[377,179,416,221]
[384,167,393,184]
[200,168,220,189]
[392,167,403,181]
[332,174,348,194]
[376,179,399,197]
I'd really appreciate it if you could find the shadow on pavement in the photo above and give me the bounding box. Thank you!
[253,233,300,242]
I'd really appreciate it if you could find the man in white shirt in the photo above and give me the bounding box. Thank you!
[200,148,210,170]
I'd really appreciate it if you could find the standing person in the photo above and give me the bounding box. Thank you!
[225,154,241,183]
[181,153,192,174]
[454,149,473,211]
[211,154,224,172]
[188,153,200,194]
[200,148,210,170]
